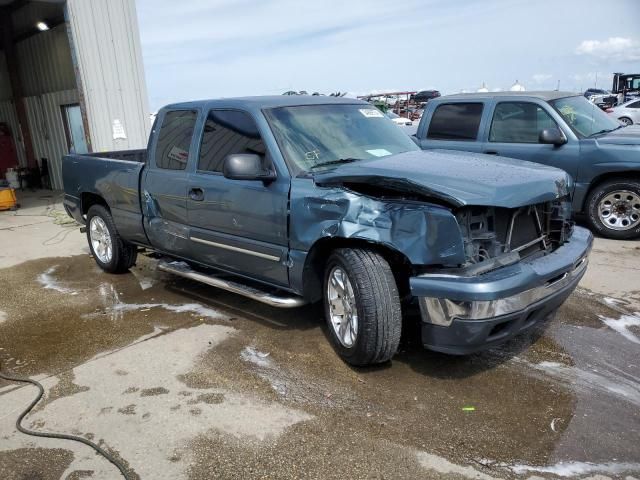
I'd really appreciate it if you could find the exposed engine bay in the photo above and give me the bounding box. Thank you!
[455,199,574,271]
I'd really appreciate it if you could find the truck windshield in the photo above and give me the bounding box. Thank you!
[550,96,621,138]
[264,104,419,173]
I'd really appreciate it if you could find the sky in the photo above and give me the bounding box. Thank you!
[136,0,640,111]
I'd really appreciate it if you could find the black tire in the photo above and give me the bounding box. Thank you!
[586,179,640,240]
[86,205,137,273]
[323,248,402,366]
[619,117,633,126]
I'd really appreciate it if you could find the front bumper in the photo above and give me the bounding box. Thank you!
[410,226,593,354]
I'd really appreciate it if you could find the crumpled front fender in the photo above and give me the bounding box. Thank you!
[289,179,466,267]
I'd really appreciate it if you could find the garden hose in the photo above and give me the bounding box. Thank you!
[0,363,131,479]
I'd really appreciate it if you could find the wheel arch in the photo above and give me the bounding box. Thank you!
[582,171,640,211]
[301,237,413,303]
[81,192,110,216]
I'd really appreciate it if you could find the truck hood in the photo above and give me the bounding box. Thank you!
[595,125,640,146]
[313,150,570,208]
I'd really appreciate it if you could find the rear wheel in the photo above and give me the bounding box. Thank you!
[586,179,640,240]
[86,205,137,273]
[323,248,402,366]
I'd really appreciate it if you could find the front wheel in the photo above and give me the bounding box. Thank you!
[586,179,640,240]
[86,205,138,273]
[619,117,633,126]
[323,248,402,366]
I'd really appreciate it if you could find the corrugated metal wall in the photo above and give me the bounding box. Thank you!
[24,90,78,189]
[67,0,151,152]
[0,100,27,167]
[15,24,77,97]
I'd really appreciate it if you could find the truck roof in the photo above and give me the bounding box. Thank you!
[162,95,367,111]
[439,91,580,101]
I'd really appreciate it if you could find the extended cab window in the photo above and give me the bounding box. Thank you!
[427,103,483,140]
[198,110,266,173]
[489,102,557,143]
[155,110,197,170]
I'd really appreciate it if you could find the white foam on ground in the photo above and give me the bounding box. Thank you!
[509,460,640,477]
[37,266,77,294]
[599,312,640,345]
[85,301,223,321]
[0,310,7,324]
[518,358,640,407]
[240,346,272,368]
[240,346,287,395]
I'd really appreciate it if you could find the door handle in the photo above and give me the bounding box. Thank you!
[189,187,204,201]
[484,150,499,155]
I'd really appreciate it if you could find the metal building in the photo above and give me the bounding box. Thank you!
[0,0,150,189]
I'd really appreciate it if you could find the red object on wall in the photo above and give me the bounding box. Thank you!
[0,123,19,179]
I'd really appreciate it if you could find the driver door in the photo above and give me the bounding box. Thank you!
[186,109,290,287]
[484,101,580,179]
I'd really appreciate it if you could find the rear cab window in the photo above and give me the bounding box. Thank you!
[154,110,198,170]
[427,103,484,141]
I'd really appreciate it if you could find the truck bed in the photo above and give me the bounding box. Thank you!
[62,150,148,244]
[84,148,147,163]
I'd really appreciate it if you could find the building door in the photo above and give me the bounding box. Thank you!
[61,104,88,154]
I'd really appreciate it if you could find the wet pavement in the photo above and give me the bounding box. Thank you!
[1,252,639,480]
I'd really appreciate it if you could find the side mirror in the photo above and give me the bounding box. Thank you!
[223,154,275,181]
[539,127,567,146]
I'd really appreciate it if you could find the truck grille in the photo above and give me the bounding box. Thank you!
[456,200,573,266]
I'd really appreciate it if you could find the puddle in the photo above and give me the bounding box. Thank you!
[2,254,639,478]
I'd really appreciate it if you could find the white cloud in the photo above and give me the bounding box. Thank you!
[532,73,552,84]
[575,37,640,61]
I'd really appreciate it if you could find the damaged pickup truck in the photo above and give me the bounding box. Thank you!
[62,96,592,366]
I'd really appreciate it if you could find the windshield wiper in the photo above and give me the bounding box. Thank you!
[588,124,624,137]
[309,158,361,170]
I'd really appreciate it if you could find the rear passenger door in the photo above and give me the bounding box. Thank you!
[485,101,580,178]
[142,109,198,256]
[186,109,289,287]
[417,102,487,153]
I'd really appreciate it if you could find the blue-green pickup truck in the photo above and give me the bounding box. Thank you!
[415,91,640,240]
[63,96,592,365]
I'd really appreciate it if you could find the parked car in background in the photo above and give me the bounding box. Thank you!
[385,111,413,126]
[63,96,591,365]
[584,88,618,110]
[412,90,441,103]
[583,88,609,98]
[608,99,640,126]
[414,91,640,239]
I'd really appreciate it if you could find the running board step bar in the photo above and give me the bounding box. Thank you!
[157,261,307,308]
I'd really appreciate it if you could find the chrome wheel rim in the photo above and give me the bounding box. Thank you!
[620,118,632,126]
[598,190,640,231]
[90,216,113,263]
[327,266,358,348]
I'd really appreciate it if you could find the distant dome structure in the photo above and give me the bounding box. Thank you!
[510,80,526,92]
[477,82,489,93]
